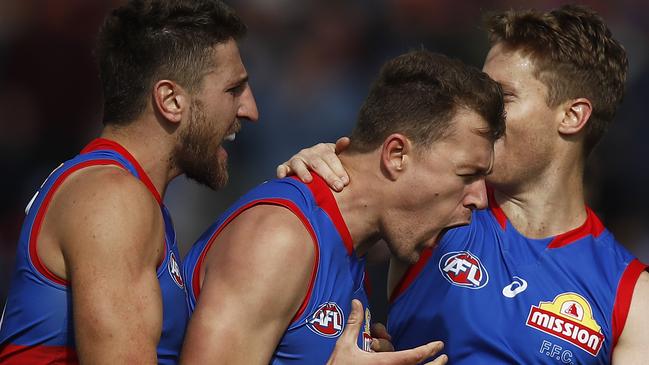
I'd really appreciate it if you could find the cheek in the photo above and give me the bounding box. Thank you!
[205,99,233,123]
[495,103,543,162]
[417,182,465,222]
[423,198,460,225]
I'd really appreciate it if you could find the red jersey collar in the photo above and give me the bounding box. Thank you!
[295,174,354,255]
[82,138,162,204]
[487,186,605,248]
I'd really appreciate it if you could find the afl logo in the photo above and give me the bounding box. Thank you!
[439,251,489,289]
[167,252,184,289]
[306,302,344,338]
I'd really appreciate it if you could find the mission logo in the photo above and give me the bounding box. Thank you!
[438,251,489,289]
[526,292,604,356]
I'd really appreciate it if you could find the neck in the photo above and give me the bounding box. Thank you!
[331,153,383,257]
[494,152,587,238]
[100,121,179,199]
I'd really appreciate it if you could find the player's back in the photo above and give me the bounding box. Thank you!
[0,138,188,364]
[388,192,646,364]
[183,174,371,364]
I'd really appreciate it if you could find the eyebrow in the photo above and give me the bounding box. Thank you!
[458,151,494,176]
[498,80,517,93]
[227,75,249,89]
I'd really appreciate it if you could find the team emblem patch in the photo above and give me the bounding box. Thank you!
[526,292,604,356]
[362,307,372,352]
[438,251,489,289]
[167,252,184,289]
[307,302,344,338]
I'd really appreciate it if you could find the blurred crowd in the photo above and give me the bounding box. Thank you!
[1,0,648,320]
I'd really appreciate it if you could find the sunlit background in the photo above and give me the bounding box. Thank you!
[1,0,648,322]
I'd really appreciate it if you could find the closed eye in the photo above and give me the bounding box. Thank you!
[458,173,484,183]
[503,91,515,102]
[227,83,246,96]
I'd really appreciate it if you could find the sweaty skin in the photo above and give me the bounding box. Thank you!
[27,39,259,364]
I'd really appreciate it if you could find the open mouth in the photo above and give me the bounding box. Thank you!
[223,121,242,143]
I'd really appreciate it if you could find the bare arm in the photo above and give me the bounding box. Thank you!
[277,137,351,191]
[53,167,163,364]
[612,271,649,364]
[180,205,315,364]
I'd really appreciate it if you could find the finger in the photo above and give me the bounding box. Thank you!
[302,142,337,157]
[334,137,351,154]
[410,341,444,364]
[337,299,364,345]
[288,157,313,183]
[423,354,448,365]
[370,322,392,341]
[377,341,444,365]
[321,153,350,187]
[309,159,344,191]
[333,137,350,184]
[370,338,394,353]
[276,164,291,178]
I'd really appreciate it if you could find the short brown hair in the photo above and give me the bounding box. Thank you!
[485,5,628,154]
[349,50,505,153]
[97,0,247,125]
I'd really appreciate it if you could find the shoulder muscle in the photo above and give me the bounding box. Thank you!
[52,165,163,268]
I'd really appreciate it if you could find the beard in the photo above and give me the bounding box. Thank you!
[173,99,230,190]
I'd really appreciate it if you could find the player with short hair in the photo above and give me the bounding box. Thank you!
[0,1,257,363]
[279,5,649,364]
[180,50,505,364]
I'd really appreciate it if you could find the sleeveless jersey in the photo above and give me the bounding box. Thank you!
[388,189,647,364]
[183,175,371,364]
[0,138,188,364]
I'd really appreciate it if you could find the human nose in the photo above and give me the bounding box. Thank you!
[238,85,259,123]
[463,179,488,210]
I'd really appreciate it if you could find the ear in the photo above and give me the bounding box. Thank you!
[558,98,592,136]
[152,80,188,124]
[380,134,412,181]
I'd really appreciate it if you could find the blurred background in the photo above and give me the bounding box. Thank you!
[1,0,648,322]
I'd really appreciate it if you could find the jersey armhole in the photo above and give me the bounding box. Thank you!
[611,259,648,350]
[389,248,433,304]
[190,198,320,325]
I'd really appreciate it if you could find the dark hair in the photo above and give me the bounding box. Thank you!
[485,5,628,154]
[97,0,247,125]
[349,50,505,153]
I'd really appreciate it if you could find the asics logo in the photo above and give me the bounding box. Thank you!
[502,276,528,298]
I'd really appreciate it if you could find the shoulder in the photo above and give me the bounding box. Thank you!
[244,177,313,208]
[205,204,316,268]
[57,164,158,218]
[52,165,162,258]
[200,204,318,315]
[55,163,155,203]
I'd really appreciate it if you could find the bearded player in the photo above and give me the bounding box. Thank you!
[0,1,258,363]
